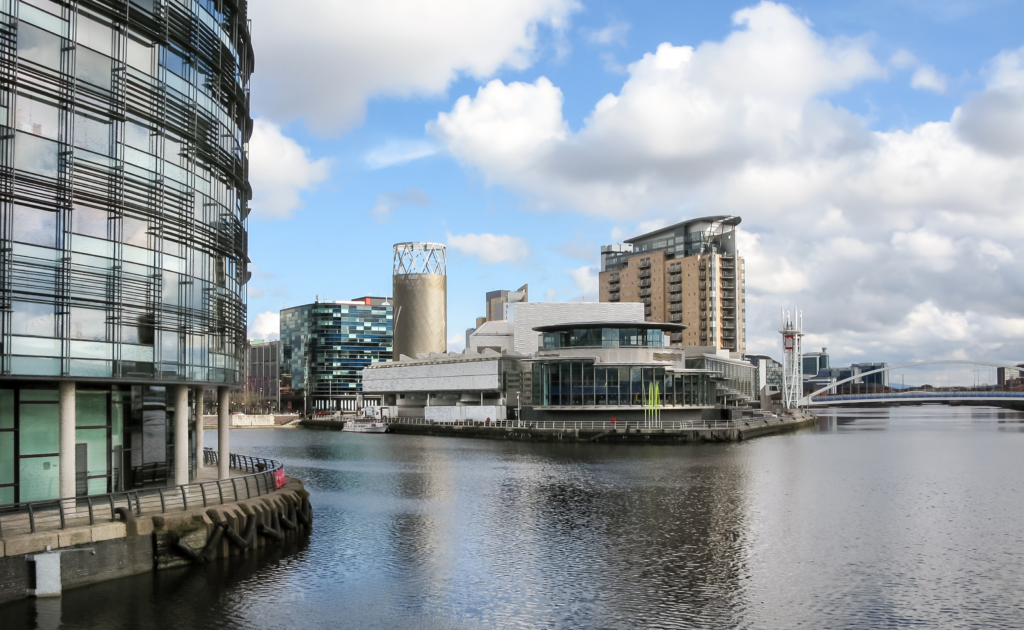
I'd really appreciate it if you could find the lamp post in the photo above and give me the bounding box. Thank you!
[516,392,521,428]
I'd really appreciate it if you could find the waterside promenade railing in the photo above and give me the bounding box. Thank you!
[383,414,789,431]
[0,450,283,538]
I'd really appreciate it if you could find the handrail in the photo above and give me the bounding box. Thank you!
[383,415,789,432]
[0,449,283,539]
[810,391,1024,403]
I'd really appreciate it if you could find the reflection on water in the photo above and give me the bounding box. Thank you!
[4,406,1024,629]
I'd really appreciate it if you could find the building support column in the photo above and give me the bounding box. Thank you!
[193,386,204,471]
[218,386,230,479]
[58,381,75,499]
[174,385,189,486]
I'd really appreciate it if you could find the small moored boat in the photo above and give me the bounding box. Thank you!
[342,417,387,433]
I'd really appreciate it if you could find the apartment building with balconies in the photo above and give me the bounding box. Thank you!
[598,216,746,353]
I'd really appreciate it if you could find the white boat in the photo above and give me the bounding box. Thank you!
[342,417,388,433]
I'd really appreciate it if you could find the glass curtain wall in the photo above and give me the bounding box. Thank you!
[1,0,252,384]
[532,362,715,407]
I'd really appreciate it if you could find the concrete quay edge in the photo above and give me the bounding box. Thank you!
[0,478,311,603]
[383,413,818,443]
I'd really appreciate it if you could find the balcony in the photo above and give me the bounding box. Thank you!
[638,269,651,278]
[700,322,707,330]
[640,289,652,297]
[700,291,707,300]
[639,279,651,288]
[669,273,681,283]
[699,312,707,320]
[668,294,681,303]
[722,291,735,299]
[699,260,707,270]
[609,293,620,302]
[700,301,707,310]
[669,304,682,313]
[608,276,620,285]
[668,283,681,293]
[641,297,651,305]
[669,314,682,323]
[722,282,735,290]
[699,272,706,280]
[639,259,651,269]
[699,282,707,291]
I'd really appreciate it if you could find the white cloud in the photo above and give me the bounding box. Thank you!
[430,1,1024,366]
[566,265,599,299]
[446,232,531,264]
[364,140,438,169]
[447,333,466,353]
[910,65,947,93]
[250,0,580,134]
[369,188,431,223]
[587,21,630,46]
[249,311,281,341]
[889,49,917,69]
[952,45,1024,157]
[248,119,331,220]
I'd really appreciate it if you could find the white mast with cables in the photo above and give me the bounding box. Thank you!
[780,308,805,410]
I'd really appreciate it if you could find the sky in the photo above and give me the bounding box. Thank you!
[242,0,1024,373]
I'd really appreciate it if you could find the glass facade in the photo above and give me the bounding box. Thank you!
[280,301,393,411]
[0,0,253,504]
[532,361,715,407]
[686,355,757,403]
[1,0,252,385]
[0,384,196,503]
[541,327,665,350]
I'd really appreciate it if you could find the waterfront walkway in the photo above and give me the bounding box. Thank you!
[0,450,283,542]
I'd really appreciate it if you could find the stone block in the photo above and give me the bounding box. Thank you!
[57,528,92,548]
[91,522,127,543]
[5,532,59,556]
[133,517,155,537]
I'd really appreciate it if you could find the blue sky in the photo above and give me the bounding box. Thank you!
[243,0,1024,370]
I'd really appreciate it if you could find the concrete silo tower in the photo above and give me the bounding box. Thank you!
[392,242,448,360]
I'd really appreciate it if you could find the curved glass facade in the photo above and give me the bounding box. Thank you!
[0,0,253,385]
[540,327,666,350]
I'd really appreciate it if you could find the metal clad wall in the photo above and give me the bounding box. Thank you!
[363,357,499,393]
[392,274,447,360]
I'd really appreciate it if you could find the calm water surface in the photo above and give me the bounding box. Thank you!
[5,406,1024,629]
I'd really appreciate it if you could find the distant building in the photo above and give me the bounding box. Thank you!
[486,285,528,321]
[803,348,830,377]
[747,354,784,406]
[997,365,1024,387]
[599,216,745,352]
[280,297,392,413]
[245,340,280,412]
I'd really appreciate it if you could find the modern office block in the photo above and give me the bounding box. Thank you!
[0,0,253,504]
[599,216,746,352]
[392,242,446,360]
[280,297,393,413]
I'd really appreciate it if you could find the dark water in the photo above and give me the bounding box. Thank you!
[5,406,1024,629]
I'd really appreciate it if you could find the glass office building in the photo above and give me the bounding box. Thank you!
[280,298,393,413]
[0,0,253,504]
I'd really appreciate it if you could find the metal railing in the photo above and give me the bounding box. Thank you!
[385,415,789,432]
[810,391,1024,404]
[0,449,283,539]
